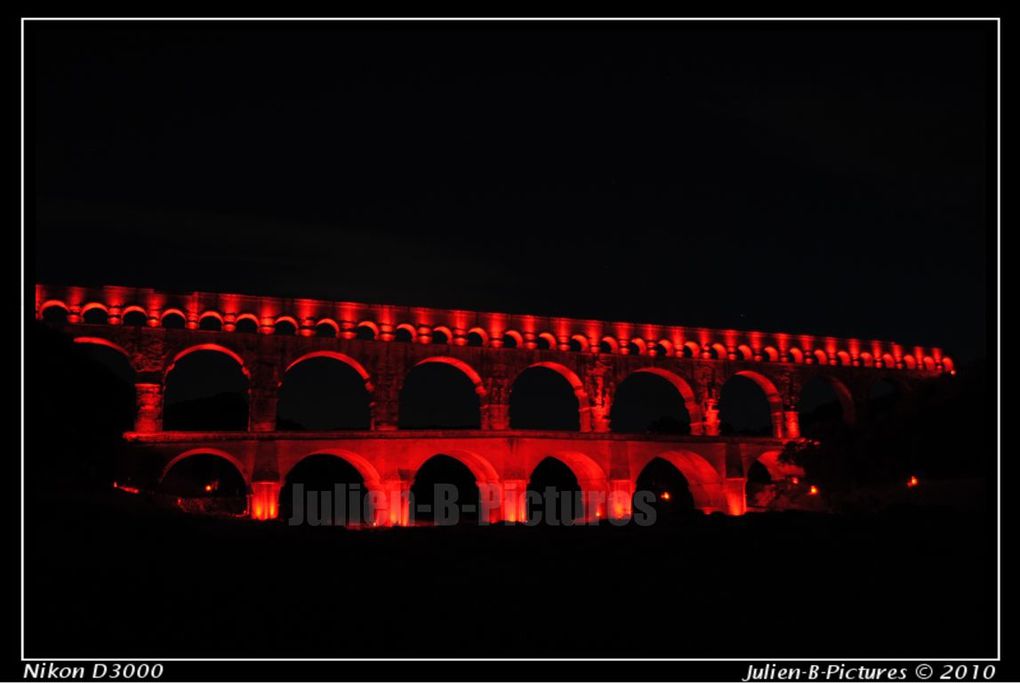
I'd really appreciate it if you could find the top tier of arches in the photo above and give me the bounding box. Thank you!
[35,283,952,374]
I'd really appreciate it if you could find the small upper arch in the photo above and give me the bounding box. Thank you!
[466,327,489,347]
[599,336,619,354]
[536,332,558,350]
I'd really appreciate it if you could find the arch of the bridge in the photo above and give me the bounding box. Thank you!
[159,447,249,485]
[413,356,487,396]
[163,342,250,380]
[48,308,943,444]
[281,449,384,491]
[634,450,725,510]
[624,366,703,426]
[283,351,372,386]
[799,373,857,425]
[511,361,591,429]
[528,450,609,492]
[723,369,785,438]
[407,448,500,486]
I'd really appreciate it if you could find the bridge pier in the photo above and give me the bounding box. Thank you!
[134,381,163,434]
[783,410,801,440]
[500,479,528,523]
[381,479,411,526]
[723,477,748,516]
[608,479,635,520]
[250,481,281,521]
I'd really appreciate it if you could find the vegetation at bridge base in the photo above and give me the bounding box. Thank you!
[778,360,991,513]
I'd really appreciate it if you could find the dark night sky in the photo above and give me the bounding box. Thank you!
[29,22,993,360]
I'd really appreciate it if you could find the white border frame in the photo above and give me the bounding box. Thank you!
[19,15,1002,665]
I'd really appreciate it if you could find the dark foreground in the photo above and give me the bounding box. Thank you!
[25,489,996,659]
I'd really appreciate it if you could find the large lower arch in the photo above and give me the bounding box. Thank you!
[163,345,249,431]
[410,454,480,525]
[407,448,499,486]
[510,362,589,431]
[636,451,724,511]
[158,449,248,515]
[610,368,700,434]
[754,449,803,482]
[279,451,381,527]
[399,357,484,429]
[281,449,383,490]
[540,450,609,494]
[526,456,583,525]
[719,370,783,437]
[746,450,805,509]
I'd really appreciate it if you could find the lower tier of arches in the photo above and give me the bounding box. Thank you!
[121,432,801,525]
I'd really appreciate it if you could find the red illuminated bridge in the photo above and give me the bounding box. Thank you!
[36,283,954,524]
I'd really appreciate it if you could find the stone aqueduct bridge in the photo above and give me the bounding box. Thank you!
[36,283,953,524]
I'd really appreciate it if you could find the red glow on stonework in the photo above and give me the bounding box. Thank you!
[791,476,800,485]
[808,485,819,496]
[907,476,919,488]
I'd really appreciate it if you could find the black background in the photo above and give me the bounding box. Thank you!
[16,14,1002,683]
[28,20,993,361]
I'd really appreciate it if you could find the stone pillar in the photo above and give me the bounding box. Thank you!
[370,358,403,431]
[583,358,614,433]
[778,372,802,439]
[608,479,635,521]
[722,477,747,516]
[481,399,510,430]
[477,481,503,524]
[578,395,593,433]
[694,366,720,436]
[250,481,281,520]
[500,479,528,523]
[702,398,721,436]
[248,359,280,432]
[134,381,163,433]
[783,409,801,440]
[379,479,411,526]
[579,483,608,523]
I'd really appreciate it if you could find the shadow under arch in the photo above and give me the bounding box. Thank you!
[720,369,784,437]
[615,367,703,432]
[163,344,250,431]
[400,357,484,429]
[637,450,724,511]
[279,450,382,527]
[798,374,857,430]
[510,362,589,431]
[164,343,249,380]
[277,353,372,430]
[409,449,500,525]
[158,449,248,516]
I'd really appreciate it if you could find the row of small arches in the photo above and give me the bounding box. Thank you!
[39,299,952,372]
